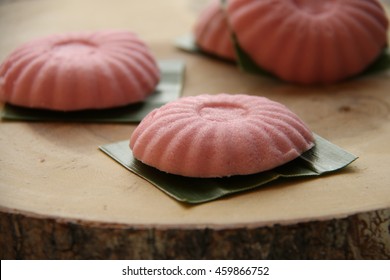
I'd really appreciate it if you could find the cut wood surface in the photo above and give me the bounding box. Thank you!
[0,0,389,259]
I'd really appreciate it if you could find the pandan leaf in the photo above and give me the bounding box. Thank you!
[99,134,357,204]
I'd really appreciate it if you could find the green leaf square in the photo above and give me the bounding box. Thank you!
[99,134,357,204]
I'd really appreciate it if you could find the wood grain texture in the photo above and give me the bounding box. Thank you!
[1,207,389,259]
[0,0,390,259]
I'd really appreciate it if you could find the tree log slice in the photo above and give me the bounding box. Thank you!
[1,207,389,259]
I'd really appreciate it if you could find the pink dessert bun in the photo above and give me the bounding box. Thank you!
[130,94,314,178]
[0,30,160,111]
[194,0,236,61]
[227,0,389,84]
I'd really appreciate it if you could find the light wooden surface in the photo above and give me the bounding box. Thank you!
[0,0,390,259]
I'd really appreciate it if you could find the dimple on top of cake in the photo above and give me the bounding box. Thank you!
[227,0,389,84]
[130,93,315,178]
[0,30,160,111]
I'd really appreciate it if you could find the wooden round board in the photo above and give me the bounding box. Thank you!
[0,0,389,259]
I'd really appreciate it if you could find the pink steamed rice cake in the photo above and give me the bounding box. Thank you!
[194,0,236,61]
[0,30,160,111]
[228,0,389,84]
[130,94,315,178]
